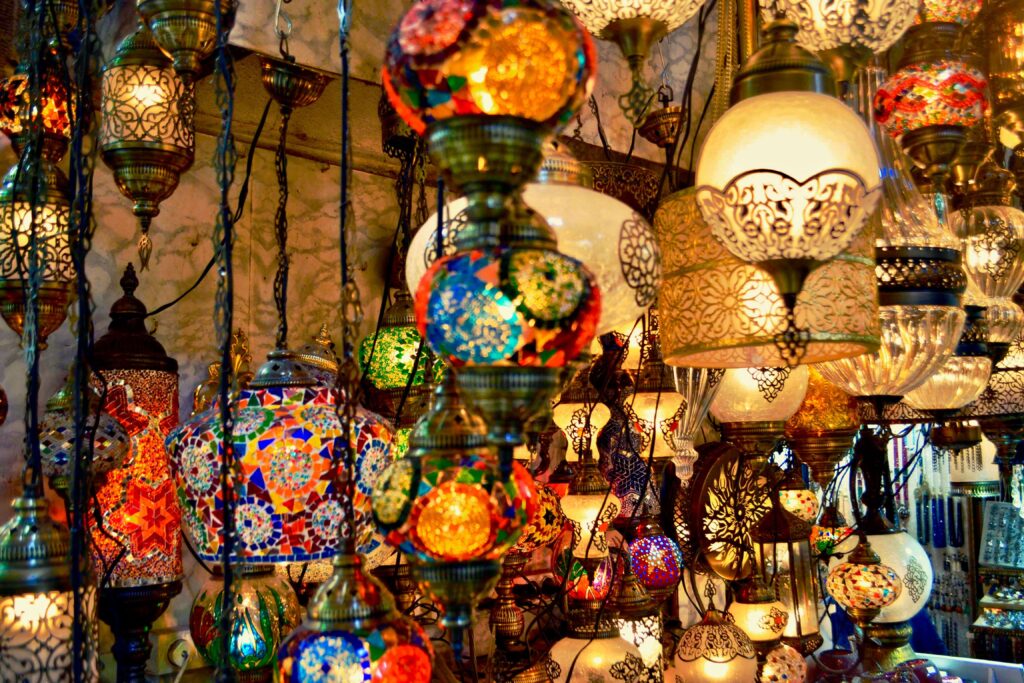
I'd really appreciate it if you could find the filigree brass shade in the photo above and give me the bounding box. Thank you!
[137,0,236,81]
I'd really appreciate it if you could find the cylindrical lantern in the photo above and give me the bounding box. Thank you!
[89,265,183,682]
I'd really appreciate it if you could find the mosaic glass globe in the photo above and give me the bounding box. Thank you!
[359,320,436,390]
[510,481,565,554]
[674,609,758,683]
[826,555,901,614]
[168,377,394,563]
[629,524,683,604]
[918,0,982,25]
[415,242,601,368]
[383,0,596,135]
[551,540,615,601]
[0,55,72,154]
[771,0,918,53]
[832,531,933,623]
[761,643,808,683]
[779,488,819,523]
[874,60,988,139]
[189,566,301,674]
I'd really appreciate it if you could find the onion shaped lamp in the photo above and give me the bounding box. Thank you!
[99,23,195,269]
[372,375,534,652]
[826,538,901,628]
[674,609,758,682]
[760,643,807,683]
[189,565,301,681]
[727,578,789,661]
[695,20,880,363]
[90,265,183,683]
[710,366,809,471]
[769,0,918,86]
[384,0,600,474]
[0,49,72,162]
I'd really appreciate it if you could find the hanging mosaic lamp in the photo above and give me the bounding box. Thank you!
[695,19,881,363]
[653,186,880,369]
[559,0,705,125]
[810,504,853,558]
[874,16,987,222]
[760,643,808,683]
[0,148,75,346]
[411,142,662,337]
[673,609,758,682]
[777,467,819,524]
[137,0,235,81]
[39,371,130,508]
[277,549,434,682]
[770,0,918,85]
[951,160,1024,362]
[0,491,99,680]
[99,23,195,269]
[917,0,982,27]
[826,538,901,628]
[0,49,72,162]
[628,518,683,606]
[89,264,183,682]
[819,65,967,412]
[710,366,809,470]
[168,351,394,564]
[189,564,301,679]
[372,375,535,649]
[784,366,860,489]
[384,0,600,473]
[669,365,724,483]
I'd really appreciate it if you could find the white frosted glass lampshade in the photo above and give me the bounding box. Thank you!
[903,355,992,412]
[771,0,918,54]
[832,531,933,623]
[675,610,759,683]
[549,635,646,682]
[560,479,621,560]
[559,0,706,38]
[410,185,661,336]
[710,366,809,423]
[631,391,685,459]
[817,306,965,399]
[695,92,881,265]
[728,598,788,643]
[552,402,611,462]
[616,614,663,669]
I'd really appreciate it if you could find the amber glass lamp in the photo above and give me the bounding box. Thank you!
[0,50,72,162]
[785,366,860,488]
[89,265,183,683]
[695,20,880,357]
[385,0,600,472]
[100,23,195,269]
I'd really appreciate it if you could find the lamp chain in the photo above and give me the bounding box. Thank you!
[210,0,239,674]
[711,0,737,122]
[273,104,291,349]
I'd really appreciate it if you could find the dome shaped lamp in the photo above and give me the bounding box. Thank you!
[385,0,600,475]
[727,577,789,662]
[751,480,822,655]
[372,375,535,653]
[710,366,810,471]
[695,20,881,364]
[674,609,759,682]
[558,0,706,125]
[548,617,648,683]
[99,23,195,269]
[769,0,919,87]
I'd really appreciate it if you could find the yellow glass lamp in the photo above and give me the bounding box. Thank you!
[785,366,860,488]
[674,609,758,682]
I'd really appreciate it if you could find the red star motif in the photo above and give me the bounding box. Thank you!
[123,479,179,557]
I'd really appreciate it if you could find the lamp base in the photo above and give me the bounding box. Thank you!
[99,580,182,683]
[490,551,531,642]
[901,125,966,182]
[370,561,418,615]
[412,559,500,653]
[860,620,915,672]
[0,280,75,348]
[719,420,785,470]
[787,428,858,489]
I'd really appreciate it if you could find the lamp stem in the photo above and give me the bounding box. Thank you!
[738,0,759,64]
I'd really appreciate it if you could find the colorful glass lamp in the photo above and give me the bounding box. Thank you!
[384,0,600,474]
[372,375,534,650]
[90,264,183,683]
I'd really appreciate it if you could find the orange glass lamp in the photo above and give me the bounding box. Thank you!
[785,366,860,489]
[372,376,535,651]
[89,265,183,683]
[384,0,600,472]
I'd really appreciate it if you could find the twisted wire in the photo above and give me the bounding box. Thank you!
[210,0,239,677]
[273,105,291,349]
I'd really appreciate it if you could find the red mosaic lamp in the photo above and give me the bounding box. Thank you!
[90,264,183,683]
